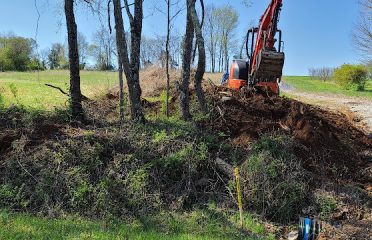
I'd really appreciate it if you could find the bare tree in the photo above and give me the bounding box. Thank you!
[205,6,238,72]
[77,32,88,69]
[215,6,239,72]
[141,36,159,67]
[90,27,116,70]
[165,0,172,117]
[118,57,125,121]
[308,68,317,79]
[113,0,145,123]
[308,67,333,81]
[107,0,125,121]
[241,0,252,7]
[318,68,333,82]
[179,0,194,120]
[163,0,183,117]
[190,0,207,113]
[204,5,218,72]
[353,0,372,62]
[65,0,84,120]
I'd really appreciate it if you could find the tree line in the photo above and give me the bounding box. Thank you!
[0,4,239,74]
[0,35,42,71]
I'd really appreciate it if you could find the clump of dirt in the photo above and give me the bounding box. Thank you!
[0,131,18,154]
[201,86,371,182]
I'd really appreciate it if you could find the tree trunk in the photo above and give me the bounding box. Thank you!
[113,0,145,123]
[179,0,194,120]
[212,40,217,73]
[165,0,171,117]
[239,38,244,59]
[129,0,145,123]
[190,0,208,113]
[65,0,84,121]
[224,35,229,72]
[218,45,222,73]
[118,58,124,121]
[211,42,215,73]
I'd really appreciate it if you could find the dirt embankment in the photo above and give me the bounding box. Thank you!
[202,86,371,182]
[199,86,371,239]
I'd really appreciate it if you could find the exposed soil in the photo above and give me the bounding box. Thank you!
[281,81,372,135]
[199,85,372,239]
[202,86,371,180]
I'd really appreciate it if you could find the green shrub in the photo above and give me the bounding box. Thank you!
[27,57,46,71]
[0,184,15,207]
[9,83,18,100]
[0,93,4,109]
[240,134,308,223]
[315,191,338,220]
[333,64,368,90]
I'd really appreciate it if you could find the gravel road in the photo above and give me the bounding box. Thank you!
[281,82,372,135]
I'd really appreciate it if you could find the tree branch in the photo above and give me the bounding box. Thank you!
[123,0,134,24]
[107,0,112,33]
[45,84,90,101]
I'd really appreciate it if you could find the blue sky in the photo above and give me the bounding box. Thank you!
[0,0,361,76]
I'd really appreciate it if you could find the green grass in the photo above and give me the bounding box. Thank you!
[283,76,372,98]
[0,70,118,109]
[0,209,274,240]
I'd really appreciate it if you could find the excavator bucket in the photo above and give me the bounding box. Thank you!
[255,50,285,81]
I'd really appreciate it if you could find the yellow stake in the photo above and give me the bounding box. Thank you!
[234,167,243,227]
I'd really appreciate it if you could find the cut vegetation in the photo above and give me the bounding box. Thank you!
[1,69,371,239]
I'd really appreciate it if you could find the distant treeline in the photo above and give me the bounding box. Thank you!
[0,4,241,73]
[0,35,44,71]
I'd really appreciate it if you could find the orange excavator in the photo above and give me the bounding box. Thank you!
[228,0,285,94]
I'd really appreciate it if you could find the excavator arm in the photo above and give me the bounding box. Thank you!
[228,0,285,94]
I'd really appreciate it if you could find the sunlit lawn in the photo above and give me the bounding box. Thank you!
[0,70,118,110]
[283,76,372,98]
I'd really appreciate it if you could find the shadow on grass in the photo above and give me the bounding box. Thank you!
[0,209,271,240]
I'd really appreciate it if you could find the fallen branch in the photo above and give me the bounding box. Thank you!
[45,84,91,101]
[45,84,69,96]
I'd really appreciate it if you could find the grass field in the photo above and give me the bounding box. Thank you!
[283,76,372,98]
[0,209,273,240]
[0,70,223,110]
[2,71,370,111]
[0,70,118,109]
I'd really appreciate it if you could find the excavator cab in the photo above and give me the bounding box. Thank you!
[228,60,249,90]
[228,28,285,94]
[227,0,285,95]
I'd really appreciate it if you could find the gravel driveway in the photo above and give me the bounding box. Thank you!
[281,82,372,135]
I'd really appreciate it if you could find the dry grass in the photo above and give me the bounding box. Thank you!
[205,72,223,85]
[108,68,223,98]
[139,66,181,96]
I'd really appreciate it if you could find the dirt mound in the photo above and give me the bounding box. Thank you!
[107,66,181,98]
[202,86,371,182]
[140,66,181,96]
